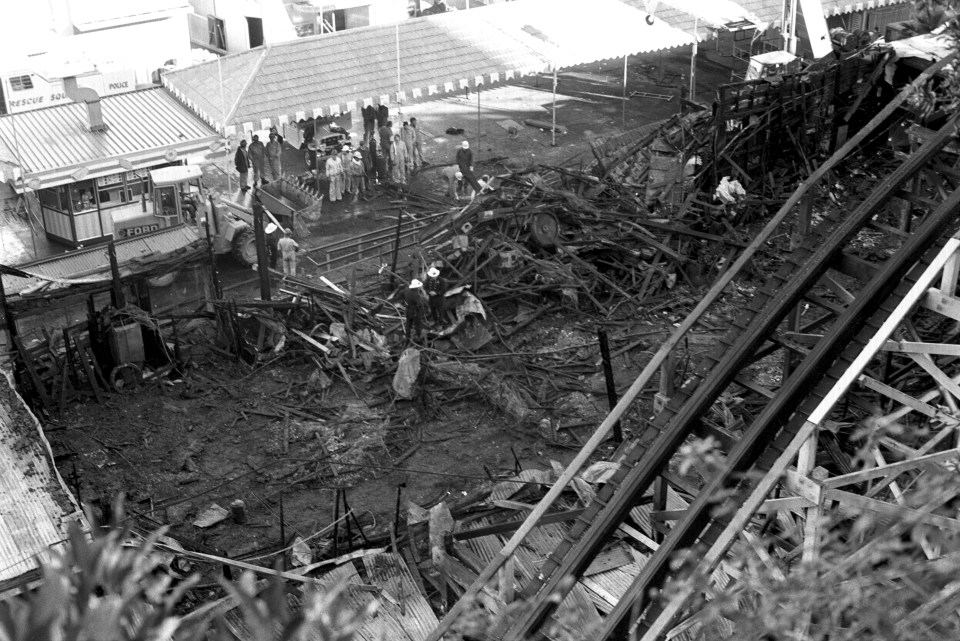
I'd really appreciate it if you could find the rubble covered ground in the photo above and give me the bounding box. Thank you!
[21,48,915,619]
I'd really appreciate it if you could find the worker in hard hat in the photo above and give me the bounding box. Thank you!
[456,140,482,194]
[441,165,464,201]
[424,266,445,326]
[264,222,281,268]
[277,228,299,277]
[404,278,427,344]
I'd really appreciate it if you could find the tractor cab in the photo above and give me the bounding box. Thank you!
[112,165,203,240]
[148,165,204,224]
[746,50,802,81]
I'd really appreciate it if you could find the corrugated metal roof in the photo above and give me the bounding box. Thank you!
[656,0,764,30]
[223,555,439,641]
[628,0,910,34]
[162,0,694,133]
[0,88,218,189]
[887,31,955,62]
[2,224,204,296]
[0,369,85,584]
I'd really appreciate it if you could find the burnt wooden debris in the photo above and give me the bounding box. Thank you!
[0,48,915,640]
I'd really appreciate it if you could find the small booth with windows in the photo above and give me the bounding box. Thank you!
[0,87,219,249]
[36,168,165,245]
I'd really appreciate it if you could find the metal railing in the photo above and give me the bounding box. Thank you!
[304,211,449,274]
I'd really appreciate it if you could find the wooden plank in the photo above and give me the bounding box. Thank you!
[857,375,941,419]
[821,448,960,489]
[922,288,960,322]
[908,351,960,404]
[881,340,960,356]
[75,342,103,403]
[616,522,659,552]
[833,252,879,282]
[289,328,330,353]
[12,337,53,410]
[825,488,960,532]
[453,509,584,540]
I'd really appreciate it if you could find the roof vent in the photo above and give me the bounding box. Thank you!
[62,76,108,133]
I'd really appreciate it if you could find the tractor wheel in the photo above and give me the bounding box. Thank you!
[231,227,258,266]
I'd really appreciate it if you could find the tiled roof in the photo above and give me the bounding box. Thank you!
[2,224,204,296]
[0,88,218,189]
[161,0,695,134]
[0,369,85,585]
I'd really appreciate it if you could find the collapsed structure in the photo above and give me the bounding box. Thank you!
[1,20,959,641]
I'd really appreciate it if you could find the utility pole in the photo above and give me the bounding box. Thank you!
[477,82,481,160]
[107,242,124,308]
[252,195,271,301]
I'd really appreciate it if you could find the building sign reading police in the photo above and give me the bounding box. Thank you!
[3,69,138,114]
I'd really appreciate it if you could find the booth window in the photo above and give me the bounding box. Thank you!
[69,180,97,213]
[38,188,62,212]
[97,173,126,209]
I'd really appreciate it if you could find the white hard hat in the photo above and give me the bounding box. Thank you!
[427,267,440,278]
[461,140,470,149]
[409,279,423,288]
[264,223,277,234]
[455,171,463,180]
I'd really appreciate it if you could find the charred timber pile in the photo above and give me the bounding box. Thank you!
[416,119,752,317]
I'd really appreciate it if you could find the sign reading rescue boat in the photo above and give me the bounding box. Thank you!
[1,69,138,114]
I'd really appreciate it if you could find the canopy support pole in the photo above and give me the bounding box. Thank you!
[395,24,402,121]
[217,56,231,194]
[622,55,628,129]
[689,17,698,100]
[551,64,558,147]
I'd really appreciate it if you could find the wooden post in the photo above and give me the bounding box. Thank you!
[343,489,353,548]
[332,488,341,557]
[390,209,404,289]
[597,329,622,442]
[652,476,667,543]
[656,352,675,414]
[252,198,271,301]
[205,197,223,301]
[394,483,405,540]
[0,276,17,343]
[784,191,814,379]
[107,242,124,308]
[230,499,247,524]
[279,495,286,544]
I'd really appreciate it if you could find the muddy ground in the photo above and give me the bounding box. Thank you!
[42,53,756,579]
[47,302,740,566]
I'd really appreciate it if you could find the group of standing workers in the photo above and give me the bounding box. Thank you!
[321,109,426,206]
[234,127,284,192]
